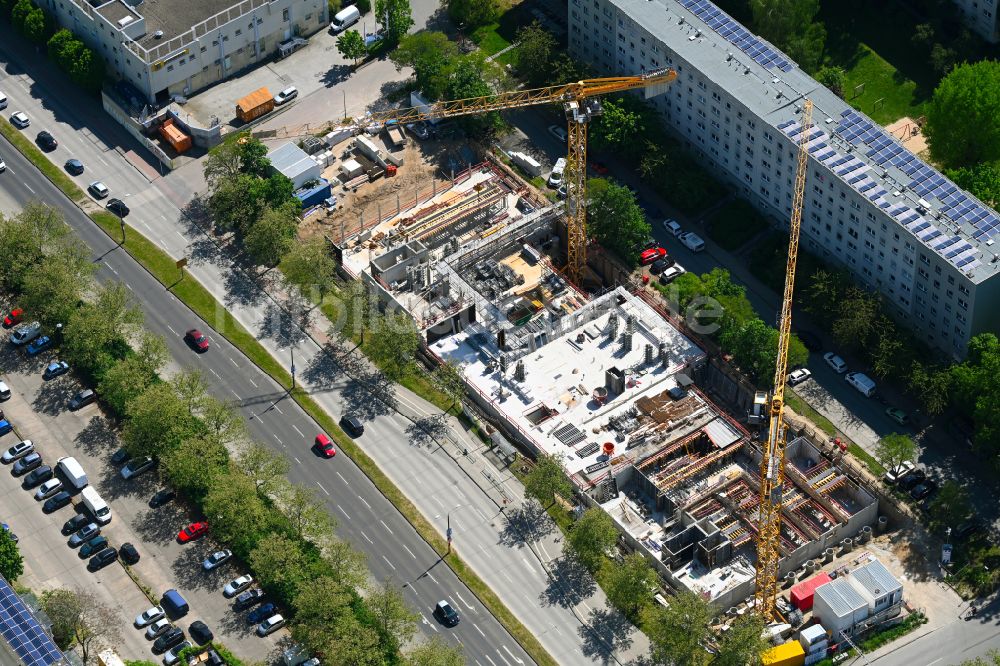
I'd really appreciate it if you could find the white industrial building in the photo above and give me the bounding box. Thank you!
[39,0,327,104]
[568,0,1000,359]
[267,142,322,189]
[812,558,904,641]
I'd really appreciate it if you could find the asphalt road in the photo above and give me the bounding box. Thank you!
[0,136,533,665]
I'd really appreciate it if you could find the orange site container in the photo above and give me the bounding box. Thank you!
[235,87,274,123]
[159,118,192,154]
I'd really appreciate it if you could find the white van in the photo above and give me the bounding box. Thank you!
[679,231,705,252]
[331,5,361,33]
[548,157,567,187]
[81,486,112,525]
[845,371,877,397]
[56,456,88,490]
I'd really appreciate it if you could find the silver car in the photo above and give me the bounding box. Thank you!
[144,617,172,639]
[2,440,34,464]
[133,605,164,628]
[34,478,63,500]
[68,523,100,547]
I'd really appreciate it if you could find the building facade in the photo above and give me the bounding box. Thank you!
[568,0,1000,358]
[951,0,1000,43]
[39,0,328,104]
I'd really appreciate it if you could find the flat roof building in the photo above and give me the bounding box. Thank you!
[568,0,1000,358]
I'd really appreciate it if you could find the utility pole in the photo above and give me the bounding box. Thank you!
[291,347,296,390]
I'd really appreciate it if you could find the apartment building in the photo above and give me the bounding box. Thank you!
[568,0,1000,359]
[39,0,328,104]
[951,0,1000,43]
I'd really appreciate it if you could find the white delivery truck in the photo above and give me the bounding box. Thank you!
[81,486,112,525]
[330,5,361,33]
[56,456,88,490]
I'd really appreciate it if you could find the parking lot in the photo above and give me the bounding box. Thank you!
[0,322,286,661]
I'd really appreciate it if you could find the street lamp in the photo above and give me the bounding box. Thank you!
[445,503,470,555]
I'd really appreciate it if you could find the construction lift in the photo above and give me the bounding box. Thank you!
[753,99,813,620]
[293,70,677,284]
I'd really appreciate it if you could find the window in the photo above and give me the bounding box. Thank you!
[235,29,242,36]
[282,8,289,20]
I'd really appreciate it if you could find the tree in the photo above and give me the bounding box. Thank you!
[41,589,120,664]
[928,480,972,533]
[949,333,1000,461]
[123,383,200,459]
[290,577,369,657]
[47,29,76,67]
[10,0,31,32]
[198,396,249,446]
[375,0,413,46]
[161,436,230,500]
[236,441,291,498]
[204,474,273,552]
[431,359,466,409]
[831,286,879,351]
[391,31,459,101]
[591,96,657,159]
[403,636,465,666]
[0,203,70,293]
[929,43,957,78]
[20,244,94,329]
[715,613,768,666]
[601,552,657,620]
[23,5,45,43]
[366,578,419,646]
[947,161,1000,208]
[874,433,917,473]
[367,311,420,380]
[926,61,1000,167]
[244,203,299,266]
[514,21,556,86]
[445,0,500,29]
[907,360,952,417]
[750,0,825,72]
[523,453,572,507]
[62,282,143,378]
[642,591,713,666]
[203,134,271,190]
[280,483,337,543]
[97,332,167,416]
[281,236,339,305]
[249,535,314,602]
[566,507,618,572]
[445,56,502,135]
[586,180,651,263]
[337,29,367,65]
[208,173,270,236]
[815,65,846,98]
[0,528,23,583]
[911,22,935,52]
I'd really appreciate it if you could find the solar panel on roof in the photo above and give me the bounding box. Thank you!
[680,0,795,72]
[0,577,63,666]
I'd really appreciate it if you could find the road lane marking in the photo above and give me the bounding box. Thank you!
[247,377,257,388]
[473,623,485,638]
[482,655,497,666]
[338,505,351,520]
[125,283,133,291]
[359,530,373,544]
[500,570,513,584]
[358,495,371,511]
[292,424,304,437]
[402,544,416,559]
[273,403,283,414]
[421,614,438,632]
[293,456,301,465]
[166,325,177,335]
[23,182,34,193]
[230,389,240,399]
[455,592,474,610]
[336,471,349,485]
[175,231,186,242]
[209,368,221,379]
[272,433,282,445]
[502,645,524,664]
[496,649,513,666]
[316,481,330,496]
[229,357,239,368]
[381,555,396,570]
[379,519,393,534]
[520,557,536,575]
[432,496,445,509]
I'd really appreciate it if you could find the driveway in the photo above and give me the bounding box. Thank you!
[0,334,284,660]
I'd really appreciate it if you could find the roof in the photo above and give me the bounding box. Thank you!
[850,559,902,598]
[267,143,319,180]
[605,0,1000,282]
[790,571,832,600]
[762,641,805,665]
[703,416,741,448]
[798,624,827,643]
[0,576,64,666]
[815,577,867,618]
[237,88,273,112]
[132,0,256,46]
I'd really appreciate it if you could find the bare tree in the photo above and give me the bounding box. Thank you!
[41,589,120,665]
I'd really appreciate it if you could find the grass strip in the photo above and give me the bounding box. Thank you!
[89,214,559,666]
[0,118,87,203]
[785,390,884,476]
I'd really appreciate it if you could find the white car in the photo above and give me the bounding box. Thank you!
[88,181,109,199]
[2,440,34,464]
[787,368,812,386]
[0,157,6,173]
[144,617,171,639]
[10,112,29,129]
[134,605,164,627]
[883,460,915,485]
[274,86,298,105]
[163,641,193,665]
[678,231,706,252]
[658,264,686,284]
[255,613,285,636]
[34,478,63,501]
[202,549,233,571]
[547,124,568,143]
[823,351,848,374]
[223,574,254,597]
[662,219,683,236]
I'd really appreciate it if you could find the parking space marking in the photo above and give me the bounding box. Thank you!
[360,530,374,544]
[335,471,349,486]
[338,505,351,520]
[292,424,304,437]
[358,495,371,511]
[316,481,330,496]
[125,282,134,291]
[402,544,416,559]
[379,519,393,534]
[381,555,396,570]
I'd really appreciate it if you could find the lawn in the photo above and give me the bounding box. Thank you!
[705,199,769,251]
[470,22,512,56]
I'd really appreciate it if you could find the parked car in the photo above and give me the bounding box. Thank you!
[3,308,23,327]
[79,535,108,557]
[787,368,812,386]
[88,181,109,199]
[883,460,915,486]
[897,468,927,491]
[120,542,140,565]
[135,606,165,628]
[150,488,176,508]
[0,382,8,401]
[314,434,336,458]
[69,523,101,547]
[120,456,155,480]
[12,452,42,476]
[106,198,129,217]
[885,407,909,426]
[662,219,683,236]
[255,614,285,636]
[69,389,96,410]
[43,491,73,513]
[62,513,90,536]
[233,588,266,610]
[649,257,674,274]
[88,547,117,571]
[43,360,70,379]
[10,321,41,345]
[823,352,848,374]
[202,550,233,571]
[178,521,208,543]
[64,159,84,175]
[405,122,430,140]
[340,415,364,437]
[547,125,568,143]
[34,478,63,500]
[658,264,686,284]
[2,524,17,543]
[152,627,185,654]
[26,335,52,356]
[144,617,172,639]
[10,112,29,129]
[247,602,277,625]
[2,440,33,464]
[36,131,57,151]
[678,231,706,252]
[640,247,667,265]
[189,620,213,645]
[184,329,210,352]
[910,479,938,501]
[22,465,52,489]
[0,420,12,437]
[223,575,254,598]
[110,447,130,465]
[274,86,298,105]
[434,600,460,627]
[163,641,193,665]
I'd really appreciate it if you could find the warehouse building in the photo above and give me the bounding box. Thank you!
[39,0,327,104]
[568,0,1000,359]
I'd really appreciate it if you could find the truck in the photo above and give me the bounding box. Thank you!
[236,87,274,123]
[384,120,406,148]
[56,456,88,491]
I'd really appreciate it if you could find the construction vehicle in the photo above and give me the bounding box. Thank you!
[754,99,813,619]
[268,71,677,284]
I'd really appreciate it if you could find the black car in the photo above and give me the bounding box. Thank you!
[69,389,96,410]
[106,198,130,217]
[649,256,675,274]
[153,627,185,653]
[12,452,42,476]
[23,465,52,489]
[61,513,90,535]
[36,131,57,151]
[434,600,460,627]
[43,491,73,513]
[795,330,822,352]
[340,415,364,437]
[64,159,84,175]
[910,479,938,501]
[189,620,213,645]
[88,547,118,571]
[120,542,140,565]
[149,488,176,508]
[110,448,130,465]
[233,588,266,611]
[897,468,927,491]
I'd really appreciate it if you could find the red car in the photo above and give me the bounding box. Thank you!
[589,161,609,175]
[177,522,208,543]
[314,433,336,458]
[184,329,210,352]
[3,308,24,328]
[639,247,667,265]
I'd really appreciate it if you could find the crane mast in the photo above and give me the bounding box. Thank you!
[753,99,813,619]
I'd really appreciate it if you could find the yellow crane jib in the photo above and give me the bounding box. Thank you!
[753,99,813,620]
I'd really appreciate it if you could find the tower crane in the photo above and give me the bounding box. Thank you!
[753,99,813,619]
[281,70,676,283]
